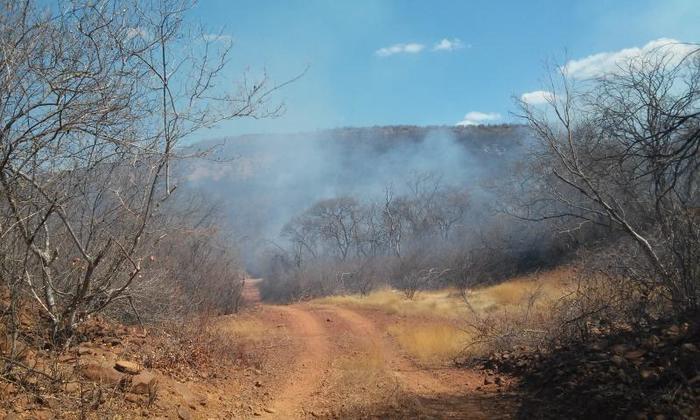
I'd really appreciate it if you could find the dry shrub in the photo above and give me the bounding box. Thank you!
[141,315,240,375]
[459,263,669,357]
[460,269,574,356]
[0,311,138,418]
[259,257,342,303]
[549,267,658,342]
[462,298,556,356]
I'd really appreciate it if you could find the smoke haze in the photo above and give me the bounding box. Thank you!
[180,125,529,271]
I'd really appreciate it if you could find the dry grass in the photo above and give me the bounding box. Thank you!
[334,344,389,401]
[316,267,575,361]
[317,268,572,320]
[457,268,576,355]
[317,288,468,320]
[332,345,401,416]
[387,322,470,364]
[338,343,386,373]
[214,316,270,343]
[466,268,573,313]
[211,315,276,372]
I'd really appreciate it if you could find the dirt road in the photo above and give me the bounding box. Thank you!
[230,281,515,419]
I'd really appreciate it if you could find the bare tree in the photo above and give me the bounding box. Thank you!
[394,263,449,300]
[288,197,361,262]
[282,214,320,267]
[0,0,286,343]
[518,44,700,313]
[433,187,470,240]
[382,185,404,258]
[266,177,472,301]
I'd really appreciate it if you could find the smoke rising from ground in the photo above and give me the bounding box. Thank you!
[181,125,529,272]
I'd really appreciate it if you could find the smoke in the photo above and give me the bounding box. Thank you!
[180,125,528,272]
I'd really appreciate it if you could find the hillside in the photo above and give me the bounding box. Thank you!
[180,125,530,270]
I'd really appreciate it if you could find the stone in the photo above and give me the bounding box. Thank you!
[32,409,53,420]
[1,382,17,395]
[681,343,698,353]
[80,361,124,386]
[611,355,626,367]
[115,360,141,374]
[125,394,140,403]
[642,335,660,349]
[263,407,276,414]
[664,325,680,337]
[130,371,158,395]
[77,346,93,356]
[105,337,122,346]
[173,382,206,409]
[64,382,80,393]
[588,340,608,352]
[611,344,627,355]
[58,353,76,363]
[177,406,192,420]
[640,369,659,382]
[623,349,646,360]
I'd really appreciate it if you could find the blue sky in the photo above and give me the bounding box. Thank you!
[190,0,700,138]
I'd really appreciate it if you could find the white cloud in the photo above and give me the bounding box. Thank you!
[520,90,554,105]
[202,33,233,43]
[563,38,696,79]
[376,38,470,57]
[433,38,466,51]
[375,43,425,57]
[456,111,502,126]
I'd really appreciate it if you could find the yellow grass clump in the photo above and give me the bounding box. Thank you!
[465,268,573,313]
[333,344,398,411]
[316,268,574,361]
[316,268,573,319]
[214,316,269,342]
[317,288,468,319]
[387,322,470,364]
[338,342,386,372]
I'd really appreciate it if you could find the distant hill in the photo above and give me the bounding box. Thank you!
[178,124,531,266]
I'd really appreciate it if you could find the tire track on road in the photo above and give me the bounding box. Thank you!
[262,305,331,418]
